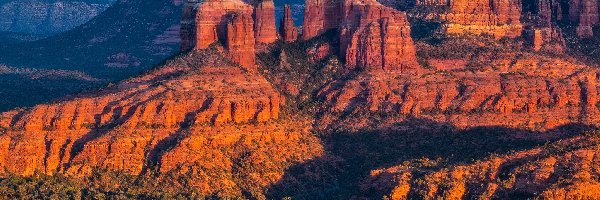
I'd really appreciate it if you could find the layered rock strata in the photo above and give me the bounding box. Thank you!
[318,52,600,131]
[340,0,419,72]
[254,0,278,44]
[0,49,323,198]
[302,0,343,40]
[444,0,523,38]
[364,135,600,199]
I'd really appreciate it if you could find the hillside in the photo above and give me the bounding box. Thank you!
[1,0,600,199]
[0,0,183,111]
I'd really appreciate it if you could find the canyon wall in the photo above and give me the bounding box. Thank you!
[444,0,523,38]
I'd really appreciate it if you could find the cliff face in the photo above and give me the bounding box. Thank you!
[0,49,322,197]
[444,0,523,38]
[301,0,420,71]
[280,4,299,42]
[254,0,278,44]
[340,0,418,72]
[364,135,600,199]
[0,0,116,37]
[318,43,600,131]
[193,0,256,69]
[302,0,342,40]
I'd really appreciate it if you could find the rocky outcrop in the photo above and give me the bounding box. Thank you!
[192,0,256,69]
[364,135,600,199]
[340,0,418,72]
[0,49,323,198]
[571,0,600,37]
[302,0,342,40]
[525,26,566,52]
[444,0,523,38]
[253,0,278,44]
[300,0,419,71]
[180,0,202,50]
[225,12,257,70]
[415,0,450,6]
[0,0,116,37]
[280,4,299,42]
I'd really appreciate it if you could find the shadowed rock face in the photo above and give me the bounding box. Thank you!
[571,0,600,37]
[364,135,600,199]
[302,0,342,40]
[340,0,418,72]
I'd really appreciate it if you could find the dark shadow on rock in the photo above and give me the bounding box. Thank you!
[266,117,596,199]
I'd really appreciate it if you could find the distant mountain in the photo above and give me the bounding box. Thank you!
[0,0,117,41]
[0,0,183,111]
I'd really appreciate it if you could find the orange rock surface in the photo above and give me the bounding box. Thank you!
[0,49,323,197]
[280,4,298,43]
[364,135,600,199]
[340,0,418,72]
[302,0,342,40]
[253,0,278,44]
[225,12,257,70]
[444,0,523,38]
[318,51,600,131]
[192,0,257,69]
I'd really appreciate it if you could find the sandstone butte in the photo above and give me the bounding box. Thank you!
[444,0,524,38]
[1,0,600,198]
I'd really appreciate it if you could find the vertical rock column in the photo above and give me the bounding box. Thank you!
[254,0,278,44]
[341,0,418,72]
[226,12,257,70]
[280,4,299,42]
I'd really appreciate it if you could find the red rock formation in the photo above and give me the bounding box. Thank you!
[0,49,324,198]
[318,49,600,131]
[535,0,563,26]
[180,0,202,50]
[302,0,342,40]
[445,0,523,38]
[225,12,257,70]
[415,0,450,6]
[525,26,566,52]
[192,0,256,69]
[364,135,600,199]
[253,0,278,44]
[280,4,299,42]
[340,0,418,72]
[571,0,600,37]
